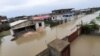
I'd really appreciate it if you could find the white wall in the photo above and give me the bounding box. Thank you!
[35,21,45,30]
[10,29,14,35]
[52,13,74,21]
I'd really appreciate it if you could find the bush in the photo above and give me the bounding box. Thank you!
[96,16,100,20]
[44,20,60,27]
[81,21,99,34]
[0,23,11,32]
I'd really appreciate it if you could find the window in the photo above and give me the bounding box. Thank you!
[63,15,68,17]
[39,23,42,27]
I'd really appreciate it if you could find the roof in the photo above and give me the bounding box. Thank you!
[32,15,50,20]
[48,39,69,52]
[52,8,74,12]
[10,20,27,27]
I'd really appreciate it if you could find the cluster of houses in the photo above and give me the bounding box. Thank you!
[9,7,100,37]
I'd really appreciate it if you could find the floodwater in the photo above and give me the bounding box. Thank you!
[0,11,100,56]
[71,35,100,56]
[0,20,78,56]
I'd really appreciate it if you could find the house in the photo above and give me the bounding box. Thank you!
[31,15,47,30]
[10,16,46,36]
[10,20,34,36]
[0,16,8,25]
[79,8,97,15]
[51,8,75,23]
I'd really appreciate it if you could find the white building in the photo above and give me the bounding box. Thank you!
[51,8,75,23]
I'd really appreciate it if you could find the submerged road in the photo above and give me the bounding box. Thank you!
[0,11,100,56]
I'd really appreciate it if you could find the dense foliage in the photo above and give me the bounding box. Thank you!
[44,20,62,27]
[81,20,99,34]
[0,23,11,32]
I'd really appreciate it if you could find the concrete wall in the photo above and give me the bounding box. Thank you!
[49,46,61,56]
[36,48,50,56]
[10,29,14,35]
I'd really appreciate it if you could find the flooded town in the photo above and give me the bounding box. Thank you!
[0,0,100,56]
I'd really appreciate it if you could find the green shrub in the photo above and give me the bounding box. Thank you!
[96,16,100,20]
[81,20,99,34]
[0,23,11,32]
[44,20,60,27]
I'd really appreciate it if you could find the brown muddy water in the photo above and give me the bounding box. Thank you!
[0,20,78,56]
[71,35,100,56]
[0,11,100,56]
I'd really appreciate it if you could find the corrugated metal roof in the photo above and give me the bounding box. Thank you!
[10,20,27,27]
[32,15,50,20]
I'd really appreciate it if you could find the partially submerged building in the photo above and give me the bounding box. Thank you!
[10,19,45,36]
[51,8,75,23]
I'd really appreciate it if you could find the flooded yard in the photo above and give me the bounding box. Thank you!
[71,35,100,56]
[0,20,77,56]
[0,11,99,56]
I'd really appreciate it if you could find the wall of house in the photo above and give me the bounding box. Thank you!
[35,21,45,30]
[10,29,14,35]
[52,13,75,22]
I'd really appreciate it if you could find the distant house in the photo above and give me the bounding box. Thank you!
[51,8,75,23]
[79,8,98,14]
[0,16,8,25]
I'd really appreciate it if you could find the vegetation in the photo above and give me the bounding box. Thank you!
[81,20,99,34]
[44,20,62,27]
[0,23,10,44]
[0,23,11,32]
[96,16,100,20]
